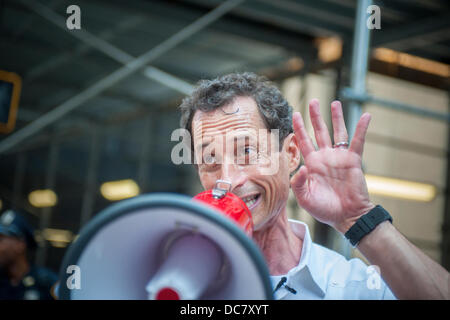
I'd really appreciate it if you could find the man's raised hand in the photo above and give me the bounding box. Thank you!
[290,99,375,234]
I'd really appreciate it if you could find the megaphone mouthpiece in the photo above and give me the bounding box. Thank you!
[146,233,223,300]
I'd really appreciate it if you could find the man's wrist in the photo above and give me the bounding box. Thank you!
[336,203,376,234]
[358,219,394,248]
[344,205,393,247]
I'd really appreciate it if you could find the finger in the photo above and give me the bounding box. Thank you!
[330,100,349,146]
[309,99,332,149]
[292,111,315,158]
[349,113,371,156]
[290,165,309,200]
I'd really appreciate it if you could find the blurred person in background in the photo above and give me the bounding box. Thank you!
[0,209,57,300]
[179,72,450,300]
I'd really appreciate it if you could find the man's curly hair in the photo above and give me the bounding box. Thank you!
[179,72,293,148]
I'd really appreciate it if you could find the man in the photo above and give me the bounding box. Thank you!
[179,72,449,299]
[0,209,57,300]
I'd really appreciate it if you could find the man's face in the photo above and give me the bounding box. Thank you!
[192,96,299,231]
[0,234,25,267]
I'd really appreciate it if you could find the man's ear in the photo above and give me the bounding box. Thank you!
[283,132,301,174]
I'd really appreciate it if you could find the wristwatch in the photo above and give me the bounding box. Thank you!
[344,205,393,247]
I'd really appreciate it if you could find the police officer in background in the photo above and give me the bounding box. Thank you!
[0,209,57,300]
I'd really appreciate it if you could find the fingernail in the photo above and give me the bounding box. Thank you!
[331,100,341,108]
[310,98,319,106]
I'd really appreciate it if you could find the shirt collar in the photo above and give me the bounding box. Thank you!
[286,219,327,296]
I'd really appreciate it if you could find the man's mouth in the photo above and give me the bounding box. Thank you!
[240,193,261,210]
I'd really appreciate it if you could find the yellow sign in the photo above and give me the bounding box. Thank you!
[0,70,22,133]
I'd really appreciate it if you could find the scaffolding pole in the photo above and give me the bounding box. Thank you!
[12,153,27,210]
[35,137,59,266]
[341,88,450,122]
[335,0,373,259]
[80,126,101,228]
[19,0,194,95]
[347,0,373,140]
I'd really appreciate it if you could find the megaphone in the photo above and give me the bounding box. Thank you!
[58,181,273,300]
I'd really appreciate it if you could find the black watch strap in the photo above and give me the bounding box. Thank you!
[344,205,393,247]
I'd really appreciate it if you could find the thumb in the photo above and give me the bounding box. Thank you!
[290,165,309,199]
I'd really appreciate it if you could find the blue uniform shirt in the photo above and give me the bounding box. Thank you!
[0,265,58,300]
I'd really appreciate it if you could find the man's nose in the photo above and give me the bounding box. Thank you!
[219,163,247,191]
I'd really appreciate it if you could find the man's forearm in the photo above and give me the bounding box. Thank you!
[357,221,450,299]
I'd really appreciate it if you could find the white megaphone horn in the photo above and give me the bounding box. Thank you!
[57,181,273,300]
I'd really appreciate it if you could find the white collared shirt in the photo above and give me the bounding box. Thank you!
[270,220,397,300]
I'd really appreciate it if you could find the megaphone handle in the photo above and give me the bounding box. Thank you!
[212,180,231,199]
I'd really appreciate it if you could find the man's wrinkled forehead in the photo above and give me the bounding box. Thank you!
[191,97,266,146]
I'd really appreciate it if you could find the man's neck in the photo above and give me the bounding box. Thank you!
[253,210,303,276]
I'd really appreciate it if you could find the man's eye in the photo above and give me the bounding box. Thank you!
[203,154,216,164]
[244,146,257,155]
[236,146,258,165]
[198,155,219,172]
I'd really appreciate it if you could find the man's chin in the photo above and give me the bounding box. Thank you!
[251,208,283,234]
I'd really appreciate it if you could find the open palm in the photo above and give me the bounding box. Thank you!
[290,99,375,234]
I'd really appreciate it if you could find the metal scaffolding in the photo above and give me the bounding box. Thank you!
[333,0,450,260]
[0,0,245,154]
